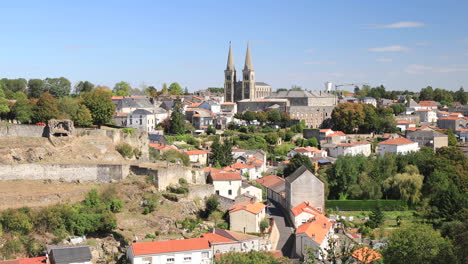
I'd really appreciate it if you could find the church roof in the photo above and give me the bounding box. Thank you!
[269,90,334,98]
[226,42,235,71]
[255,82,270,86]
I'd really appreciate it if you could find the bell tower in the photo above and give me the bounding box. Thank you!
[224,42,236,102]
[242,43,255,100]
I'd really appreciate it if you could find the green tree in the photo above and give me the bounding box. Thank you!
[73,105,93,127]
[383,165,424,204]
[447,129,457,146]
[205,196,219,215]
[264,132,279,145]
[57,96,80,119]
[284,154,314,177]
[113,81,131,96]
[74,81,94,94]
[11,98,33,123]
[454,87,467,104]
[168,99,185,135]
[161,83,169,94]
[331,103,365,133]
[305,137,319,147]
[206,125,216,135]
[0,88,10,114]
[267,109,281,123]
[255,111,267,124]
[215,251,283,264]
[383,225,456,264]
[27,79,45,98]
[260,218,269,233]
[390,103,406,115]
[365,206,384,228]
[419,86,434,101]
[43,77,71,98]
[168,82,183,95]
[32,92,59,123]
[243,110,256,122]
[81,87,115,126]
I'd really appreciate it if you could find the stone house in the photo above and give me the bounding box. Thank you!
[415,109,438,123]
[127,109,156,132]
[325,131,347,144]
[396,120,416,132]
[207,170,242,200]
[201,228,263,254]
[405,128,448,150]
[256,174,286,208]
[360,97,377,107]
[285,166,325,215]
[287,147,327,159]
[183,150,210,165]
[228,200,266,233]
[240,182,263,202]
[437,117,467,131]
[377,137,419,156]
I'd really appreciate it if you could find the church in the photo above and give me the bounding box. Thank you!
[224,43,272,103]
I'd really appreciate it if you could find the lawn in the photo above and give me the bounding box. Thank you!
[333,210,419,228]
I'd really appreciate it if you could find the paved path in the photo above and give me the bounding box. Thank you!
[267,200,295,258]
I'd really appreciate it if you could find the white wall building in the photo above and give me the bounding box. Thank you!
[295,211,335,260]
[208,171,242,200]
[328,141,371,158]
[415,109,438,123]
[229,201,266,233]
[127,109,156,132]
[377,137,419,156]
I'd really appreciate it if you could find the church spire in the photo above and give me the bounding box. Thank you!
[226,41,235,70]
[244,42,253,70]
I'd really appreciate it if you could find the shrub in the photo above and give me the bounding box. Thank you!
[260,218,270,233]
[122,128,135,135]
[145,234,156,239]
[178,217,201,231]
[116,143,133,158]
[325,200,409,211]
[161,149,190,166]
[216,222,229,229]
[133,148,142,159]
[1,209,33,235]
[205,196,219,215]
[142,193,160,214]
[167,185,189,195]
[162,193,179,202]
[179,178,188,185]
[107,199,124,213]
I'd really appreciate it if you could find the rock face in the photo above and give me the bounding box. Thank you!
[48,119,74,137]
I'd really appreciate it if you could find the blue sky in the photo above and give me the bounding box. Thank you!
[1,0,467,92]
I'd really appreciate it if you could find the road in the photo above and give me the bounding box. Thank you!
[267,200,295,258]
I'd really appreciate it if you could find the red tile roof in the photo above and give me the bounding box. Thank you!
[325,131,346,137]
[229,163,254,169]
[291,201,322,216]
[131,238,210,256]
[396,120,414,124]
[0,257,48,264]
[352,247,382,264]
[378,137,415,145]
[319,129,332,132]
[183,150,210,155]
[149,143,179,151]
[295,211,332,244]
[229,201,266,214]
[440,117,461,120]
[418,100,437,107]
[188,102,202,108]
[256,175,285,188]
[210,171,242,181]
[201,233,235,243]
[338,141,370,147]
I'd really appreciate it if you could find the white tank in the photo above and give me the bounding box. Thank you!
[325,81,333,92]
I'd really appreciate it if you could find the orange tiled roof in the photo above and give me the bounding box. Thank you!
[201,233,235,243]
[457,128,468,132]
[396,120,412,124]
[111,96,123,100]
[326,131,346,137]
[211,171,242,181]
[149,143,178,151]
[440,117,461,120]
[295,210,332,244]
[229,163,254,169]
[231,148,246,152]
[229,201,266,214]
[338,141,370,147]
[378,137,415,145]
[450,112,462,116]
[319,129,332,132]
[18,257,48,264]
[131,237,210,256]
[256,175,285,188]
[418,100,437,107]
[291,201,322,216]
[184,150,210,155]
[352,247,382,264]
[188,102,202,108]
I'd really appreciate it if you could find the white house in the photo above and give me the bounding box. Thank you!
[153,107,169,124]
[328,141,371,158]
[415,109,437,123]
[295,210,335,260]
[290,201,324,228]
[227,162,259,180]
[360,97,377,107]
[126,238,212,264]
[201,228,264,254]
[183,150,210,165]
[127,109,156,132]
[396,120,416,132]
[208,170,242,200]
[287,147,327,159]
[240,182,263,202]
[229,200,266,233]
[378,137,419,156]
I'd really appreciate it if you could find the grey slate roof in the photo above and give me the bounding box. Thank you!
[120,97,153,109]
[131,109,153,115]
[407,129,447,138]
[269,90,334,98]
[285,165,309,183]
[50,246,92,264]
[255,82,270,86]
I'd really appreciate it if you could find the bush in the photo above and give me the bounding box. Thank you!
[178,217,201,231]
[162,193,179,202]
[167,185,189,195]
[145,234,156,239]
[142,193,160,214]
[216,222,229,229]
[116,143,133,158]
[260,218,269,233]
[161,149,190,166]
[122,128,135,135]
[133,148,142,159]
[205,196,219,215]
[107,199,124,213]
[179,178,188,185]
[1,209,33,235]
[325,200,409,211]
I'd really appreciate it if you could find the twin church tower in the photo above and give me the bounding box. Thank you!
[224,42,271,103]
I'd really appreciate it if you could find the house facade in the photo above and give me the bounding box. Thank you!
[256,175,286,208]
[406,128,448,150]
[208,171,242,200]
[377,137,419,156]
[184,150,210,165]
[285,166,325,214]
[328,141,371,158]
[295,211,334,260]
[229,201,266,233]
[127,109,156,132]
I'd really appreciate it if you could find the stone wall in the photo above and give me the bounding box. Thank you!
[0,125,46,138]
[187,185,214,201]
[131,165,206,191]
[0,164,129,183]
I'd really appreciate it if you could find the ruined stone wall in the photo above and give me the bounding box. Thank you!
[187,185,214,201]
[0,164,129,183]
[0,125,46,138]
[131,165,205,191]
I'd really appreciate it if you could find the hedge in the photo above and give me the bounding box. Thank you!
[326,200,409,211]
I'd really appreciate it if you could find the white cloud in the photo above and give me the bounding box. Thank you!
[415,42,431,46]
[371,21,426,28]
[304,61,336,65]
[376,58,393,62]
[405,64,432,74]
[305,49,316,53]
[436,67,468,73]
[368,46,410,52]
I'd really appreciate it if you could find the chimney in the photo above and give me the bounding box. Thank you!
[323,223,327,229]
[312,234,316,240]
[250,197,256,204]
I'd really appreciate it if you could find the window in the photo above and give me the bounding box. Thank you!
[228,190,232,195]
[166,257,175,263]
[216,190,219,195]
[183,256,192,262]
[202,252,209,258]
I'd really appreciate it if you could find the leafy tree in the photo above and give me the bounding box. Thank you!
[243,110,256,122]
[215,251,284,264]
[255,111,267,124]
[365,206,384,228]
[81,87,115,126]
[57,96,80,119]
[454,87,467,104]
[383,225,456,264]
[113,81,131,96]
[161,83,169,95]
[206,125,216,135]
[205,196,219,215]
[146,86,158,97]
[305,137,318,147]
[11,98,33,123]
[331,103,365,133]
[168,82,183,95]
[74,81,94,94]
[447,129,457,146]
[0,88,10,114]
[383,165,424,204]
[209,211,223,225]
[390,103,405,115]
[210,136,233,167]
[43,77,71,98]
[73,105,93,127]
[1,78,27,94]
[267,109,281,123]
[281,112,291,123]
[168,99,185,135]
[260,218,269,232]
[27,79,45,98]
[32,92,59,123]
[283,154,314,177]
[419,86,434,101]
[264,132,279,145]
